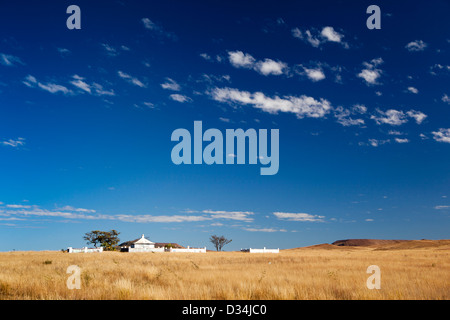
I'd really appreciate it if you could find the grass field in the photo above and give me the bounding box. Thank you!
[0,241,449,300]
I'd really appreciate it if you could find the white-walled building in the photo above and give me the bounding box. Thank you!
[125,234,164,252]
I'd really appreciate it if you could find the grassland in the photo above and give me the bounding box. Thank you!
[0,241,449,300]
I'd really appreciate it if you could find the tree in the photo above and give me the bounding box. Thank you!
[209,235,232,251]
[83,230,120,251]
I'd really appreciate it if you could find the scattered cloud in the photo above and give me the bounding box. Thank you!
[57,48,71,55]
[358,58,383,85]
[405,40,427,52]
[273,212,325,222]
[432,128,450,143]
[161,78,181,91]
[118,71,146,88]
[69,75,115,96]
[434,205,450,210]
[70,75,92,93]
[371,109,407,125]
[101,43,118,57]
[243,227,287,232]
[23,75,71,94]
[169,94,192,103]
[227,51,288,76]
[210,87,331,119]
[430,64,450,75]
[395,138,409,143]
[442,94,450,104]
[291,26,348,48]
[0,53,24,66]
[407,87,419,94]
[367,138,390,147]
[333,105,366,127]
[370,108,426,126]
[299,65,326,82]
[406,110,427,124]
[0,137,25,148]
[141,18,177,40]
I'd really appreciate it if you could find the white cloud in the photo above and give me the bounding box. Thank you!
[57,48,71,55]
[407,87,419,94]
[141,18,156,30]
[115,214,210,223]
[333,106,365,126]
[395,138,409,143]
[368,139,390,147]
[358,58,383,85]
[371,109,407,125]
[70,75,91,93]
[69,75,115,96]
[199,53,212,61]
[1,137,25,148]
[291,26,348,48]
[255,59,287,76]
[23,75,71,94]
[141,18,177,40]
[434,205,450,210]
[243,227,286,232]
[210,87,331,119]
[321,26,343,43]
[228,51,256,68]
[101,43,119,56]
[170,94,192,103]
[202,210,254,222]
[405,40,427,52]
[432,128,450,143]
[430,64,450,76]
[273,212,325,222]
[6,204,31,209]
[118,71,146,88]
[0,53,24,66]
[406,110,427,124]
[58,205,96,213]
[303,67,326,82]
[227,51,287,76]
[161,78,181,91]
[442,94,450,104]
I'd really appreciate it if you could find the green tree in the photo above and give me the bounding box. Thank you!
[83,230,120,251]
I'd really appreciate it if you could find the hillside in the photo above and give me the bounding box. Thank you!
[288,239,450,251]
[331,239,409,247]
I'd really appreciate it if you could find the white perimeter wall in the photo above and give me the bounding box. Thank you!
[249,247,279,253]
[170,246,206,253]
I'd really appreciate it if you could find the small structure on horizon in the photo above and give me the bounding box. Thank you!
[119,234,205,253]
[170,246,206,253]
[67,246,103,253]
[241,247,279,253]
[120,234,164,252]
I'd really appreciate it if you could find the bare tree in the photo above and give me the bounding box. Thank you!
[209,235,232,251]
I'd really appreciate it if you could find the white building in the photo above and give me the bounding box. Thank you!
[126,234,164,253]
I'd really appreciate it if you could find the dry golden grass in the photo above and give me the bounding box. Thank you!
[0,244,449,300]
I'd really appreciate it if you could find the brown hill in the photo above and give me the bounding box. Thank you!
[331,239,409,247]
[373,239,450,250]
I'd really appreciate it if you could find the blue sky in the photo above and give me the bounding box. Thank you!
[0,0,449,251]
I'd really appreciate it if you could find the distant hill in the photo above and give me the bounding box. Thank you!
[331,239,408,247]
[287,239,450,251]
